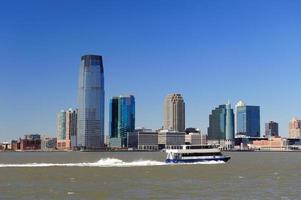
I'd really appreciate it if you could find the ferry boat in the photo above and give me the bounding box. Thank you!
[165,145,231,163]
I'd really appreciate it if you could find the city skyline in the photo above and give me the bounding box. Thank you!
[1,0,301,140]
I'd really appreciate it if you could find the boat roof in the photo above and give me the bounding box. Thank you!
[166,148,220,154]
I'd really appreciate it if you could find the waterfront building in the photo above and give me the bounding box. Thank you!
[1,142,11,150]
[265,121,279,137]
[20,134,41,150]
[66,109,78,148]
[158,130,185,149]
[288,117,301,138]
[250,137,285,151]
[163,93,185,132]
[109,95,135,148]
[127,128,158,151]
[185,132,207,145]
[235,101,260,137]
[208,103,234,149]
[41,136,57,151]
[11,140,19,151]
[57,110,66,140]
[56,109,77,150]
[184,128,207,145]
[77,55,105,149]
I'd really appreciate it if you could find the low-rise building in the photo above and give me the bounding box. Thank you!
[41,136,57,151]
[127,129,158,151]
[56,139,71,150]
[250,137,285,150]
[11,140,20,151]
[20,134,41,150]
[1,142,11,150]
[185,132,207,145]
[158,130,185,149]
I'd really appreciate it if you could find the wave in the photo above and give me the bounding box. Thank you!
[0,158,224,168]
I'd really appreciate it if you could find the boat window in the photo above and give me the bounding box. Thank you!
[181,152,222,157]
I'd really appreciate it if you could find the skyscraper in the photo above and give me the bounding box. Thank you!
[66,108,78,148]
[57,110,66,140]
[236,101,260,137]
[225,103,235,140]
[208,103,234,141]
[288,117,301,138]
[163,93,185,132]
[109,95,135,147]
[77,55,105,149]
[56,108,77,150]
[265,121,279,137]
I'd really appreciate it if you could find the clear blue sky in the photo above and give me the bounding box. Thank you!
[0,0,301,141]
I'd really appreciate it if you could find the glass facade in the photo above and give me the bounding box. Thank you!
[109,97,119,139]
[57,110,66,140]
[77,55,105,149]
[66,109,78,148]
[109,95,135,147]
[208,104,234,140]
[236,105,260,137]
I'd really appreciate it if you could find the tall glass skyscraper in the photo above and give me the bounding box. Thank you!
[57,110,66,140]
[236,101,260,137]
[208,103,234,141]
[109,95,135,147]
[77,55,105,149]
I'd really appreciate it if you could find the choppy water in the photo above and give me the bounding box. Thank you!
[0,151,300,199]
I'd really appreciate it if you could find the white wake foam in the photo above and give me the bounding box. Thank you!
[0,158,224,168]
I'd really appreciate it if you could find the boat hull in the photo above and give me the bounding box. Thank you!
[166,156,231,163]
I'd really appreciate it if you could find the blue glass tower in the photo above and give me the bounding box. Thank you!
[77,55,105,149]
[109,95,135,147]
[208,104,234,141]
[236,102,260,137]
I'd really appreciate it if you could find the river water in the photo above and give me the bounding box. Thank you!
[0,151,300,200]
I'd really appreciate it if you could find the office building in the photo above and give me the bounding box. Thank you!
[77,55,105,149]
[57,110,66,140]
[56,108,77,150]
[208,103,234,140]
[66,109,78,148]
[185,128,207,145]
[41,136,57,151]
[208,103,234,149]
[288,117,301,138]
[185,133,207,145]
[127,128,158,151]
[20,134,41,150]
[265,121,279,137]
[236,101,260,137]
[158,130,185,149]
[163,93,185,132]
[109,95,135,148]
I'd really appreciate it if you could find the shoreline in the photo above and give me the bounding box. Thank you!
[1,149,301,153]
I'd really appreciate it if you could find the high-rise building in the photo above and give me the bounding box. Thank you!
[77,55,105,149]
[236,101,260,137]
[288,117,301,138]
[109,95,135,147]
[66,109,78,148]
[265,121,279,137]
[56,108,77,150]
[57,110,66,140]
[163,93,185,132]
[208,103,234,141]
